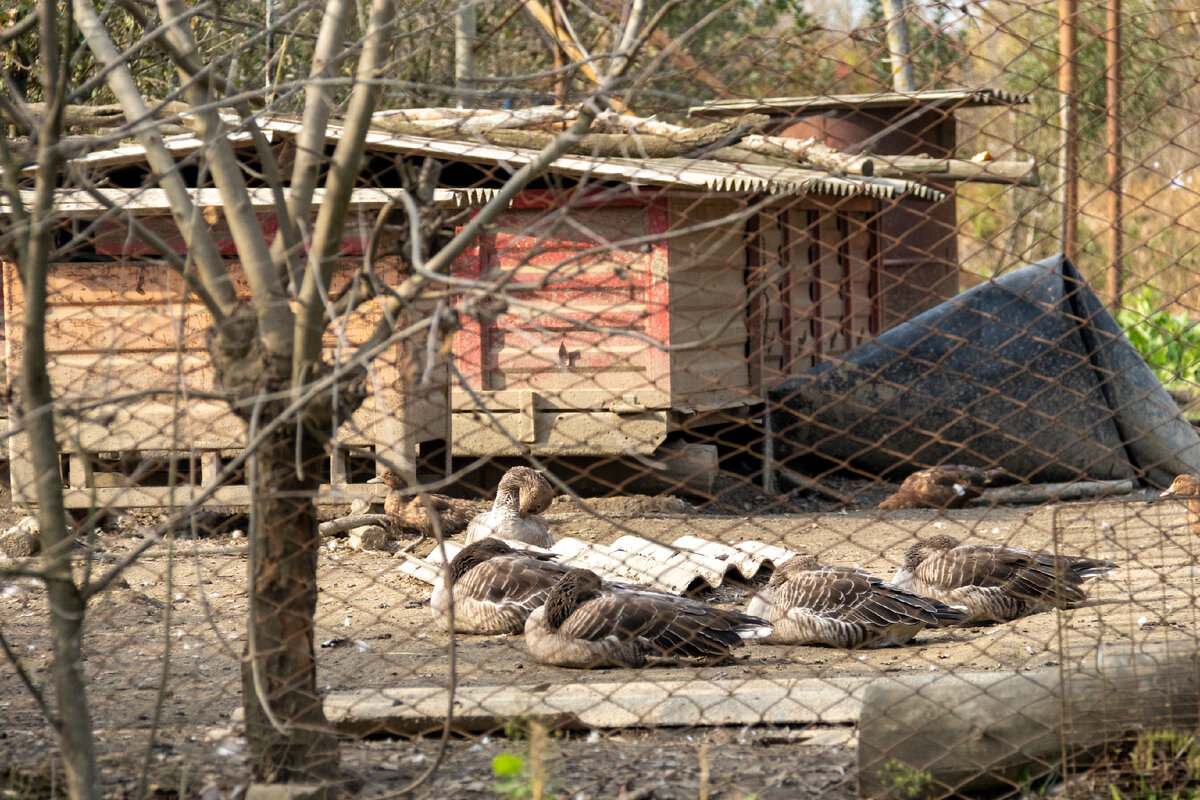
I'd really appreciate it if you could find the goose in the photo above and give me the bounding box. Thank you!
[746,555,968,648]
[430,538,572,634]
[465,466,556,548]
[877,465,1007,510]
[524,568,772,668]
[892,534,1116,624]
[369,468,484,537]
[1160,474,1200,535]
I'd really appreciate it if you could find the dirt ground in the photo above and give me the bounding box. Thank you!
[0,483,1195,799]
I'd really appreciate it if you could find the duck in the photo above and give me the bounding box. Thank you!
[745,555,968,648]
[430,538,572,635]
[523,568,772,668]
[891,533,1116,624]
[465,466,556,548]
[1160,474,1200,535]
[368,468,485,537]
[877,465,1008,510]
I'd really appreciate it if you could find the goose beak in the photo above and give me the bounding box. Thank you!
[1160,486,1177,497]
[367,477,383,484]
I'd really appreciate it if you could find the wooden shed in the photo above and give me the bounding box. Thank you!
[692,88,1032,329]
[1,113,940,507]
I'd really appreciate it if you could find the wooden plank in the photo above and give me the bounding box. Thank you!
[451,410,668,456]
[60,482,389,509]
[323,675,870,734]
[858,642,1200,798]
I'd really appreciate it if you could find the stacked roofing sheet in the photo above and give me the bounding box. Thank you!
[399,534,801,595]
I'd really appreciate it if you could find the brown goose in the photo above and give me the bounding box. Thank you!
[523,568,772,669]
[1160,474,1200,535]
[891,534,1115,624]
[465,466,556,548]
[877,465,1007,510]
[745,556,968,648]
[369,469,485,537]
[430,538,572,635]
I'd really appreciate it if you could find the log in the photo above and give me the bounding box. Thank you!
[318,514,390,537]
[872,154,1040,185]
[979,479,1134,505]
[372,106,577,135]
[6,101,191,131]
[857,642,1200,798]
[480,114,769,159]
[740,134,875,176]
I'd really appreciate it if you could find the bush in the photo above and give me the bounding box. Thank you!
[1114,287,1200,391]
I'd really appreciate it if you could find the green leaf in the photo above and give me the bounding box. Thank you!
[492,752,524,777]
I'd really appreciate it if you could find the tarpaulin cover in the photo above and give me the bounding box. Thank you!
[766,254,1200,487]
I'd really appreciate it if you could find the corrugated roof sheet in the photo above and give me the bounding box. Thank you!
[690,87,1031,118]
[404,534,801,595]
[0,186,500,217]
[252,117,943,202]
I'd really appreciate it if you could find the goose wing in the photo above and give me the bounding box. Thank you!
[925,544,1086,602]
[777,568,945,627]
[455,554,571,613]
[559,590,764,659]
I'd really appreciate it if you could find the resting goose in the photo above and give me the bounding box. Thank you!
[746,556,968,648]
[877,465,1007,510]
[524,569,772,668]
[430,538,572,634]
[892,534,1115,624]
[369,468,484,537]
[1160,474,1200,535]
[465,466,556,548]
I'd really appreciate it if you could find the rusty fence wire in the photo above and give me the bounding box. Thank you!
[4,0,1200,798]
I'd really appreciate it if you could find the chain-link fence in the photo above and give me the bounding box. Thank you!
[4,1,1200,798]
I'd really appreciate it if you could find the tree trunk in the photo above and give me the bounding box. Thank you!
[208,318,341,782]
[240,418,341,782]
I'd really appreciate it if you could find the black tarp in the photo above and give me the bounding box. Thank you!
[766,254,1200,487]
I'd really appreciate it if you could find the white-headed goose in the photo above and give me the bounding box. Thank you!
[745,555,968,648]
[431,538,572,635]
[369,468,485,537]
[524,568,772,669]
[891,533,1115,624]
[465,466,556,548]
[877,465,1006,510]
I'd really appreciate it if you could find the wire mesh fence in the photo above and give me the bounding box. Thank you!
[5,0,1200,798]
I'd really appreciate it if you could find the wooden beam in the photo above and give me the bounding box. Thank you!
[979,478,1133,505]
[520,0,628,113]
[323,675,871,734]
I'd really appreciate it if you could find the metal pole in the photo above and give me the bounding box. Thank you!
[454,0,477,108]
[880,0,916,92]
[1059,0,1080,262]
[1105,0,1123,306]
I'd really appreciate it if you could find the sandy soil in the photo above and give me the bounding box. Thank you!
[0,488,1195,798]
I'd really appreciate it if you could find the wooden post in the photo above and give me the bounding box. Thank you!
[1059,0,1080,262]
[454,0,476,107]
[880,0,916,92]
[1105,0,1123,306]
[858,642,1200,798]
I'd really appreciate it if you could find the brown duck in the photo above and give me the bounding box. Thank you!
[1160,474,1200,535]
[465,466,556,548]
[877,465,1007,510]
[430,538,572,635]
[369,468,484,537]
[891,533,1116,624]
[746,555,967,648]
[523,568,772,669]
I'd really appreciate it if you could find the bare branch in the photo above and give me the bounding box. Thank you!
[294,0,399,381]
[71,0,237,320]
[156,0,293,355]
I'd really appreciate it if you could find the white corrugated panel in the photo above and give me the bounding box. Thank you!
[671,535,771,580]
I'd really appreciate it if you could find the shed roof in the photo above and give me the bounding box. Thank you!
[689,87,1030,119]
[254,116,943,201]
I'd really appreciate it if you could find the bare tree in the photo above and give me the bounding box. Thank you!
[0,0,651,789]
